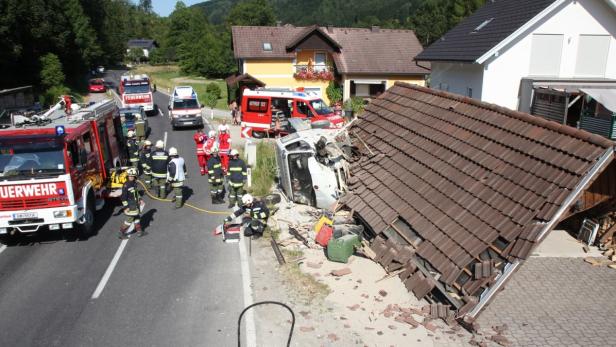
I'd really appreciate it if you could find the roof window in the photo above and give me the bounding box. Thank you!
[263,42,272,51]
[472,18,494,33]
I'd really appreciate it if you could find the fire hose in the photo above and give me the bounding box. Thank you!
[237,301,295,347]
[136,179,228,215]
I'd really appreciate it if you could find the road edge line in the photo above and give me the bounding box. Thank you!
[238,233,257,347]
[0,245,7,255]
[91,239,129,299]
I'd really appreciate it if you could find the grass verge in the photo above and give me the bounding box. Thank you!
[131,65,228,109]
[249,141,277,197]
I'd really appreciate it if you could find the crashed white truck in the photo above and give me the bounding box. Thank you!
[274,119,353,209]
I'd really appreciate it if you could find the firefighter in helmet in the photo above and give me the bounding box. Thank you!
[226,149,247,208]
[120,168,144,238]
[206,144,224,204]
[224,194,269,237]
[151,140,170,198]
[167,147,187,209]
[140,140,153,188]
[126,130,140,170]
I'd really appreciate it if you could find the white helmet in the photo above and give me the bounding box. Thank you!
[230,149,239,156]
[218,124,229,132]
[208,130,216,138]
[168,147,178,156]
[127,130,135,138]
[143,140,152,146]
[155,140,164,148]
[135,114,142,120]
[242,194,254,205]
[126,167,138,177]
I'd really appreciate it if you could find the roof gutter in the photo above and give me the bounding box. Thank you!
[466,145,614,320]
[476,0,566,64]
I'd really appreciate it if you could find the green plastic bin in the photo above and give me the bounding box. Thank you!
[327,234,361,263]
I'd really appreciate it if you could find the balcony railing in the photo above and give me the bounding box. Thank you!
[293,65,334,81]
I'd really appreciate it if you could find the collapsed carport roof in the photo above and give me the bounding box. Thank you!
[341,82,615,320]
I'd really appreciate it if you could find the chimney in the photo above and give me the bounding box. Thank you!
[327,25,334,33]
[276,21,282,27]
[371,25,380,33]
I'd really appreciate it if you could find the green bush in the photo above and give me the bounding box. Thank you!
[343,96,366,115]
[40,53,65,89]
[206,82,222,100]
[250,141,277,197]
[326,81,342,105]
[43,85,70,106]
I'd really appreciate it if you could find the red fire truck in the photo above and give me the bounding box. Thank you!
[240,88,345,138]
[0,97,126,239]
[119,74,155,114]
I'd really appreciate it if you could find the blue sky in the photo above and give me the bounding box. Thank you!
[152,0,204,17]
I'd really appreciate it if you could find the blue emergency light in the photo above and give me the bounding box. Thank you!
[55,125,65,136]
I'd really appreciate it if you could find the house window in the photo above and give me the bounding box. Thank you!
[247,98,269,112]
[263,42,272,51]
[314,52,327,72]
[529,34,563,76]
[575,35,610,77]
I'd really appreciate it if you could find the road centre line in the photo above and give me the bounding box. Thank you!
[91,239,129,299]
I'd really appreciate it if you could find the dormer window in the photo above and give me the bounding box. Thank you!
[263,42,272,51]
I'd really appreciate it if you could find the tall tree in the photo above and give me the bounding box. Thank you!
[226,0,276,27]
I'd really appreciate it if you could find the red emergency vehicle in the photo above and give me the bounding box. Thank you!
[119,74,155,114]
[240,88,344,138]
[0,98,126,239]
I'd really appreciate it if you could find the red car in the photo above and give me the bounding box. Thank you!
[88,78,106,93]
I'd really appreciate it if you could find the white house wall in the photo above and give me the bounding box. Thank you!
[429,62,483,100]
[430,0,616,111]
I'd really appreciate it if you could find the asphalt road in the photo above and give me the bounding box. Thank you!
[0,70,246,346]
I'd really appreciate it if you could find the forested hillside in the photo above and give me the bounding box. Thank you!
[0,0,164,90]
[193,0,485,45]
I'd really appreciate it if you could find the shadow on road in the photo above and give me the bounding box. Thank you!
[140,208,158,231]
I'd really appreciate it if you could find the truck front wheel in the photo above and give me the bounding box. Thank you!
[79,195,95,236]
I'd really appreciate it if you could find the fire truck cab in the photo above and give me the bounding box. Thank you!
[0,98,126,239]
[241,88,345,138]
[119,74,155,114]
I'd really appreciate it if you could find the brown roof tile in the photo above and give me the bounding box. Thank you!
[347,82,613,291]
[232,26,429,75]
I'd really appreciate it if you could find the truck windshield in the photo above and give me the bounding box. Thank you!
[310,99,334,115]
[0,141,65,178]
[124,84,150,94]
[173,99,199,110]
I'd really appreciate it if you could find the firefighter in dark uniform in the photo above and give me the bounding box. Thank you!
[140,139,153,188]
[167,147,187,209]
[126,130,140,170]
[224,194,269,237]
[151,140,170,198]
[120,168,144,238]
[226,149,247,208]
[207,145,224,204]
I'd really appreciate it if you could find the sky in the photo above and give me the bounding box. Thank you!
[152,0,204,17]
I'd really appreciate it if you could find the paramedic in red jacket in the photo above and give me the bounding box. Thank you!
[218,123,231,173]
[203,130,217,174]
[193,129,207,175]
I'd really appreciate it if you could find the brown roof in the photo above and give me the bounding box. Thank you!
[231,26,430,75]
[342,83,613,287]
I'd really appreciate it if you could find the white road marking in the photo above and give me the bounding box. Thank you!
[163,131,168,150]
[0,245,7,255]
[91,239,129,299]
[238,233,257,347]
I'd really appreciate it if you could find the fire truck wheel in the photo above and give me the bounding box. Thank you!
[252,131,266,139]
[79,195,96,236]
